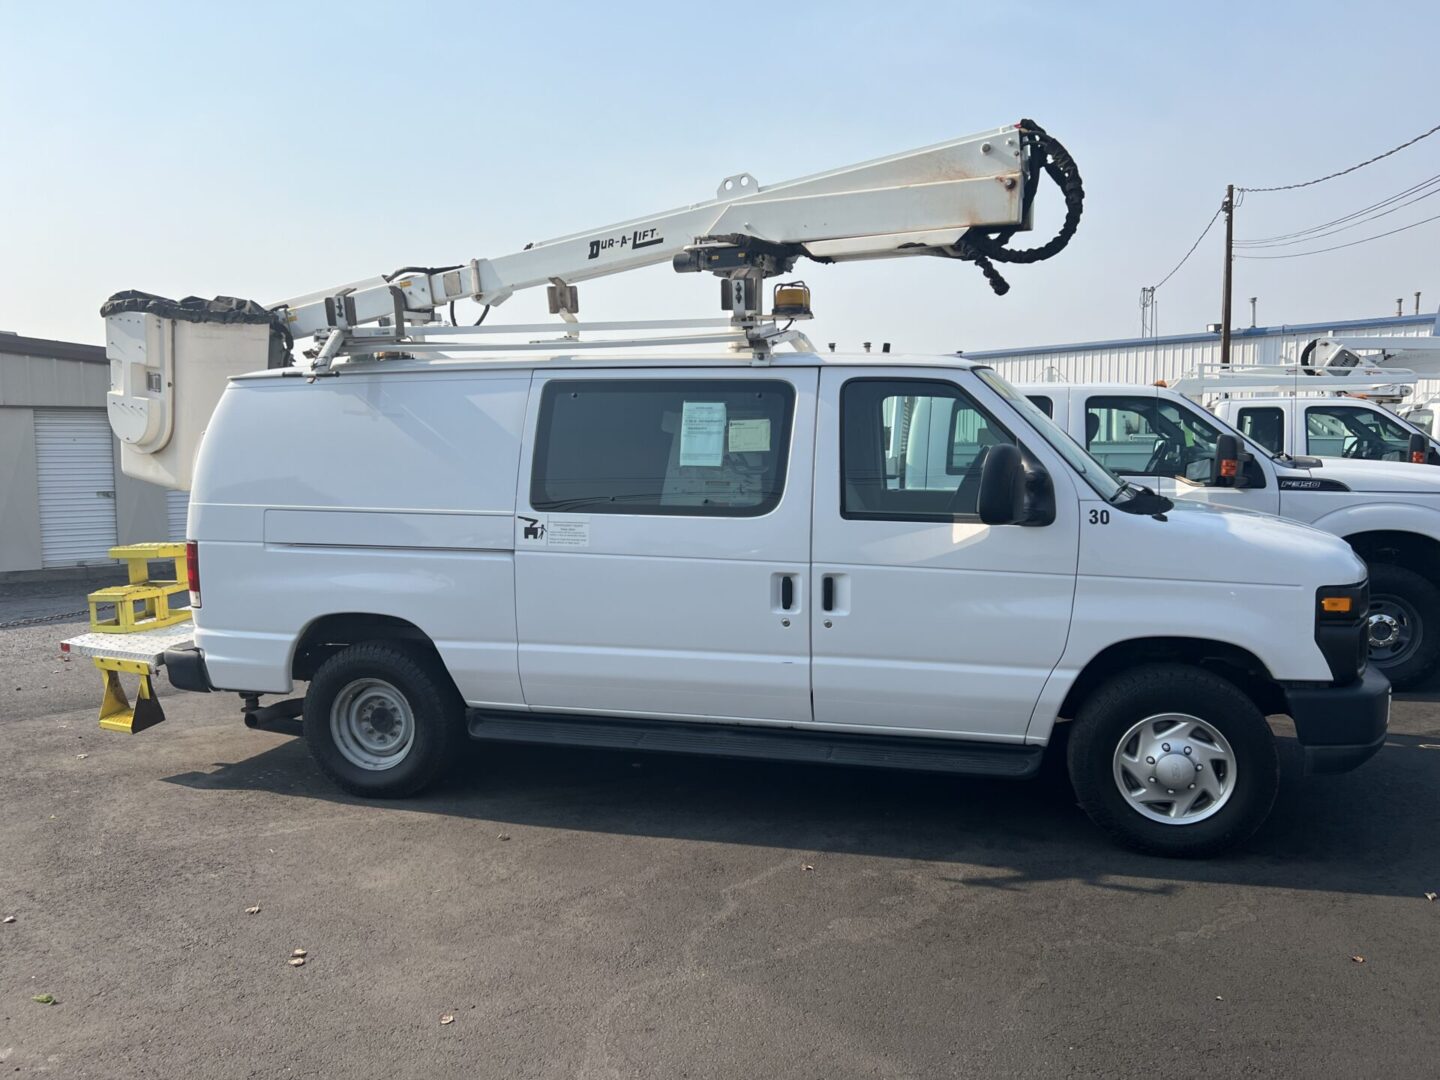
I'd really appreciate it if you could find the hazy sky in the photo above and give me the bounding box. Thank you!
[2,1,1437,354]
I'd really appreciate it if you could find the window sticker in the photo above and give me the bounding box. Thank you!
[679,402,726,466]
[727,418,771,453]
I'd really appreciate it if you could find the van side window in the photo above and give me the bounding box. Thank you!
[1084,395,1222,477]
[1028,394,1054,418]
[1236,406,1284,454]
[841,378,1016,521]
[530,379,794,516]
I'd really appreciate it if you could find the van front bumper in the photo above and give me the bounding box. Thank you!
[1283,666,1390,774]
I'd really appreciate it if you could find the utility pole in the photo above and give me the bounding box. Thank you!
[1220,184,1235,367]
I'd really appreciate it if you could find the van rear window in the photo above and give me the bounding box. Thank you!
[530,379,795,516]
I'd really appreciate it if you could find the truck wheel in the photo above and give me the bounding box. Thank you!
[1067,663,1278,857]
[303,641,461,798]
[1365,563,1440,690]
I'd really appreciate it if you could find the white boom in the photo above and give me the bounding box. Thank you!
[102,120,1084,490]
[1296,308,1440,377]
[274,122,1048,339]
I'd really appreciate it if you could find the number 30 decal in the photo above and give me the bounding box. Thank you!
[1088,509,1110,525]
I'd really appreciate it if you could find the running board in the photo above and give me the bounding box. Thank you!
[466,712,1043,779]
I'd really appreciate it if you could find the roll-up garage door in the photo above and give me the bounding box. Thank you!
[166,488,190,541]
[34,408,119,567]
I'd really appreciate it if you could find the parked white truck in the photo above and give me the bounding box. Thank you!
[1020,380,1440,687]
[1210,394,1440,466]
[82,121,1389,857]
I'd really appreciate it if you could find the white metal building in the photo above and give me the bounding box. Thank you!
[966,312,1438,392]
[0,332,186,572]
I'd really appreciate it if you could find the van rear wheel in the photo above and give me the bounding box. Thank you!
[1067,663,1278,857]
[303,641,461,798]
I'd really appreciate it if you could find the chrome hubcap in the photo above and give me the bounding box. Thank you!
[1112,713,1237,825]
[330,678,415,771]
[1367,598,1418,664]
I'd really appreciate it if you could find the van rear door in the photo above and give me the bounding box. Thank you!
[512,368,817,724]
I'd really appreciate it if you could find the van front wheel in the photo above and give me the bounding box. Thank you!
[303,641,461,798]
[1067,664,1279,857]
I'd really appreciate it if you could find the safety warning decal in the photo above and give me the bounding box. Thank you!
[517,514,590,548]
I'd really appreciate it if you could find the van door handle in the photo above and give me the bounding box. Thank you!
[822,575,835,612]
[780,575,795,611]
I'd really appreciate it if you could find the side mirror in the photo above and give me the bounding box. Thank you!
[1408,432,1428,465]
[1212,433,1252,488]
[977,444,1025,525]
[978,444,1053,526]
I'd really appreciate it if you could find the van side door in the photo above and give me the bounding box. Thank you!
[810,368,1079,740]
[512,368,817,724]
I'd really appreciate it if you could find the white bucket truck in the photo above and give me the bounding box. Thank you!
[86,122,1387,856]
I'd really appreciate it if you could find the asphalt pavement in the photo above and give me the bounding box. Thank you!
[1,583,1437,1079]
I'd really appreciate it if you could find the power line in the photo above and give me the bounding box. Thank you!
[1235,178,1440,248]
[1236,171,1440,245]
[1151,205,1223,289]
[1234,209,1440,259]
[1238,121,1440,193]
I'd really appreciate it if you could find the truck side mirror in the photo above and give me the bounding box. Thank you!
[977,444,1053,526]
[1409,432,1428,465]
[1212,433,1252,488]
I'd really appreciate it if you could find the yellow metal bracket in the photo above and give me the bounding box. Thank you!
[95,656,167,734]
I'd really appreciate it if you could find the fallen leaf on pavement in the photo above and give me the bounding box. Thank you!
[245,906,261,915]
[32,994,55,1005]
[440,1014,455,1025]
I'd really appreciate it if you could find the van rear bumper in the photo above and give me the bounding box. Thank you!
[164,644,213,693]
[1282,667,1390,774]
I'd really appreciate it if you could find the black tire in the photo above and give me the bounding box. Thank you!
[303,641,462,798]
[1365,562,1440,690]
[1066,663,1279,858]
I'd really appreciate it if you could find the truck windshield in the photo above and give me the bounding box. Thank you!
[975,368,1126,501]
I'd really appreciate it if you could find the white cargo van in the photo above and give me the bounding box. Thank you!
[161,351,1386,857]
[1022,381,1440,687]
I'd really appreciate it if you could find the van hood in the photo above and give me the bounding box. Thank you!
[1279,457,1440,494]
[1086,496,1366,587]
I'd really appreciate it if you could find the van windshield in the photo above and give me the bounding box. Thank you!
[975,368,1127,502]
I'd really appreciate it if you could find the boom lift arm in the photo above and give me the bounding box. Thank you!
[102,120,1084,490]
[267,120,1082,346]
